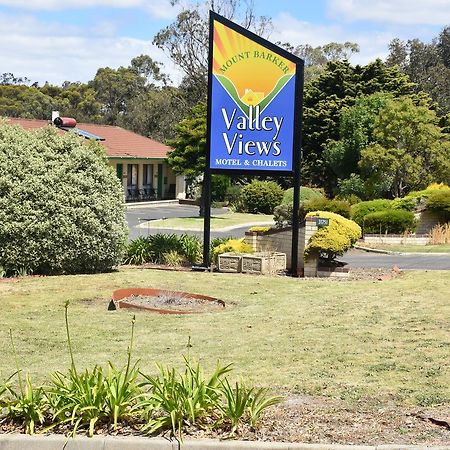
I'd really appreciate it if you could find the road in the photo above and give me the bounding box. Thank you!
[126,203,248,240]
[338,249,450,270]
[126,204,450,270]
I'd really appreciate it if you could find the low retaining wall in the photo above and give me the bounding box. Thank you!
[244,218,321,277]
[363,235,430,245]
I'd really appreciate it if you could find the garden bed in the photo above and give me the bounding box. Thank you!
[113,288,225,314]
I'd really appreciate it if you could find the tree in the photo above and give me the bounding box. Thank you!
[0,85,64,119]
[89,66,146,124]
[153,0,273,103]
[359,97,450,198]
[167,102,207,179]
[386,27,450,115]
[289,42,359,82]
[324,92,391,182]
[301,59,418,191]
[0,121,128,275]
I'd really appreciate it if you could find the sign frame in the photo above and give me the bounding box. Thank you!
[202,11,305,275]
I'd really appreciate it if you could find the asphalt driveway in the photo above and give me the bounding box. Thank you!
[126,203,450,270]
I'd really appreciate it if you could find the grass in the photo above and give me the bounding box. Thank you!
[362,244,450,253]
[137,212,273,231]
[1,268,449,407]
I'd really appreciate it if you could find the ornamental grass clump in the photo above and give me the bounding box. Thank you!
[305,211,361,261]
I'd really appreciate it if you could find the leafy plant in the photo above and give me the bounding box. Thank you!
[218,379,253,433]
[282,186,325,205]
[350,199,393,225]
[304,197,351,218]
[304,211,362,261]
[0,122,127,275]
[212,238,253,263]
[139,358,231,437]
[247,388,283,428]
[6,374,48,434]
[147,233,181,264]
[363,209,417,234]
[6,329,48,434]
[123,236,153,265]
[178,234,202,264]
[238,180,284,214]
[104,315,141,429]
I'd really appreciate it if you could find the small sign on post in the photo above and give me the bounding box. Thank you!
[317,217,330,228]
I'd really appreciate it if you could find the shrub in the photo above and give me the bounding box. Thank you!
[336,174,366,200]
[124,234,202,266]
[350,199,392,225]
[426,189,450,221]
[211,175,231,202]
[238,180,284,214]
[304,198,351,218]
[224,184,242,210]
[282,186,324,205]
[363,209,417,234]
[0,122,127,276]
[304,211,361,261]
[273,204,293,229]
[212,238,253,263]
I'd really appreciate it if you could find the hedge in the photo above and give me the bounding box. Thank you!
[363,209,417,234]
[0,122,128,276]
[350,199,392,225]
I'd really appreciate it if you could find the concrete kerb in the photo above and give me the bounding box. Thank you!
[1,436,449,450]
[126,200,179,209]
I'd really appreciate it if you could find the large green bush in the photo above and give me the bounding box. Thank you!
[363,209,417,234]
[0,123,128,276]
[350,199,392,225]
[305,211,361,261]
[238,180,284,214]
[303,197,351,218]
[281,186,325,205]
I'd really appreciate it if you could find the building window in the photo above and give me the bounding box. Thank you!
[127,164,138,187]
[143,164,153,187]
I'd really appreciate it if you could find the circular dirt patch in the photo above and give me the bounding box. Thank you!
[112,288,225,314]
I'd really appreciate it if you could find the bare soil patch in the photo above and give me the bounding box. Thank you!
[122,292,225,313]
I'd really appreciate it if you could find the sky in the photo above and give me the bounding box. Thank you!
[0,0,449,86]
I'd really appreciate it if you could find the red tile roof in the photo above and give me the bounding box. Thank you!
[5,117,171,159]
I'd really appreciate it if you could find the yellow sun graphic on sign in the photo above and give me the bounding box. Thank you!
[212,21,295,108]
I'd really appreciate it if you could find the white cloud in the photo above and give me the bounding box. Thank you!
[328,0,450,25]
[0,0,180,19]
[0,12,182,85]
[271,12,393,65]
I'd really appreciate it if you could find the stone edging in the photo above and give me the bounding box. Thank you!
[0,435,449,450]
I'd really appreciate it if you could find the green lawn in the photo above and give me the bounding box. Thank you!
[361,244,450,253]
[137,212,273,231]
[1,268,449,407]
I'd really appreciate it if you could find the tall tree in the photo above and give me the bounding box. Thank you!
[301,59,418,191]
[386,27,450,115]
[359,97,450,198]
[153,0,272,104]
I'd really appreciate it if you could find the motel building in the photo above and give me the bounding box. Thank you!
[6,113,186,202]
